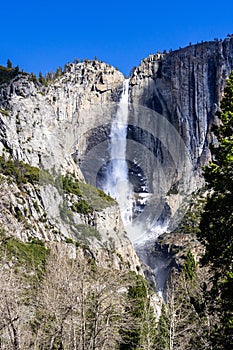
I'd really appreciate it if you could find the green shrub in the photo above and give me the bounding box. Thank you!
[65,237,74,244]
[75,241,81,248]
[23,163,40,183]
[184,250,196,280]
[97,188,115,202]
[61,174,115,211]
[0,237,49,272]
[0,65,19,85]
[72,199,92,214]
[33,201,40,212]
[79,182,115,211]
[0,155,40,185]
[61,175,82,196]
[29,73,37,84]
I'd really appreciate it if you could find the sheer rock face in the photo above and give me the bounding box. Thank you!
[2,39,233,191]
[129,37,233,287]
[126,37,233,232]
[0,60,124,175]
[130,37,233,173]
[0,61,143,272]
[1,38,233,273]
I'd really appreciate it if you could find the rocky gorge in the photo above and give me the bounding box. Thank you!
[0,35,233,348]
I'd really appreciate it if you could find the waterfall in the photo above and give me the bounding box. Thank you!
[103,79,133,225]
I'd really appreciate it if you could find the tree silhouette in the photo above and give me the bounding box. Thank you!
[7,59,12,69]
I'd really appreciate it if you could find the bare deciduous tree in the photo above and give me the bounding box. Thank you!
[31,244,136,350]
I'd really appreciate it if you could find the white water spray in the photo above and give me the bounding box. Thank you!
[103,79,133,225]
[103,80,166,241]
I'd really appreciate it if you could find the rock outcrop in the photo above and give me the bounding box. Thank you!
[0,60,124,173]
[1,36,233,291]
[0,61,142,274]
[130,36,233,171]
[127,36,233,231]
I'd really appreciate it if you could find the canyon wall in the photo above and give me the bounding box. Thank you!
[128,36,233,230]
[1,36,233,272]
[130,36,233,170]
[0,60,124,173]
[0,61,143,272]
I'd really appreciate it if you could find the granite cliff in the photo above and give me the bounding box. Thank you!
[130,36,233,171]
[127,36,233,232]
[128,35,233,290]
[1,35,233,292]
[0,60,142,274]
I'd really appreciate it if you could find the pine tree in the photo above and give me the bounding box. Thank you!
[155,304,170,350]
[198,71,233,349]
[120,274,157,349]
[38,71,46,85]
[7,59,12,69]
[55,66,63,78]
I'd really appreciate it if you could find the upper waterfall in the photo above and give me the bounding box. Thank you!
[103,79,133,225]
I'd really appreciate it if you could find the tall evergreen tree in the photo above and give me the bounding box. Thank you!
[7,59,12,69]
[198,71,233,349]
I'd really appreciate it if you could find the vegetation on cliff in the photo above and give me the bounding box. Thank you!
[153,72,233,350]
[0,155,40,185]
[198,71,233,349]
[1,154,159,348]
[0,65,20,85]
[0,234,158,349]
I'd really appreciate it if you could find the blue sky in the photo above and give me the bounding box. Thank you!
[1,0,233,76]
